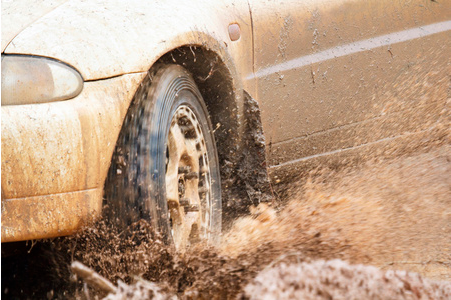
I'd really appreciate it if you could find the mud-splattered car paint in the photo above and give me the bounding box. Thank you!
[2,0,450,242]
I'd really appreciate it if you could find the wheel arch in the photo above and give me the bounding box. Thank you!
[155,46,273,219]
[157,45,243,173]
[105,41,271,221]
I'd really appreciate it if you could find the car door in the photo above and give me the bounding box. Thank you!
[247,0,450,172]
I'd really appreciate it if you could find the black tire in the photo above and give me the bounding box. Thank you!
[105,64,221,249]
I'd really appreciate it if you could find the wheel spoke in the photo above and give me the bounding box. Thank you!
[166,123,186,203]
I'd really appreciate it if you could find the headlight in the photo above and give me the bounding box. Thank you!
[1,55,83,105]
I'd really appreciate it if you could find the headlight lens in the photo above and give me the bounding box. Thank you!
[1,55,83,105]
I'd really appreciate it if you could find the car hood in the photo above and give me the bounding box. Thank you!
[1,0,245,81]
[1,0,69,52]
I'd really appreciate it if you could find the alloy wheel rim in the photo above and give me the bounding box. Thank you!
[165,105,211,250]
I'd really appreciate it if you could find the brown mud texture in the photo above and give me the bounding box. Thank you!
[2,133,451,299]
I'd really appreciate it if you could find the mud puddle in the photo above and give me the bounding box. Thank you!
[2,144,450,299]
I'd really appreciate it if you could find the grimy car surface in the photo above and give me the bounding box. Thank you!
[2,0,450,242]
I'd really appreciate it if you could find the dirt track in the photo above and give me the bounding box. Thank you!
[2,130,451,299]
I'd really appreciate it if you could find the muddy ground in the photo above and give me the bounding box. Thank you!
[2,129,451,299]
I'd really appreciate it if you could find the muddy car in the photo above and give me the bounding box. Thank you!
[2,0,450,249]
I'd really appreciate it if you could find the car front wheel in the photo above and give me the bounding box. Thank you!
[105,64,221,250]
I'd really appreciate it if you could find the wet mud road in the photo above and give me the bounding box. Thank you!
[2,128,451,299]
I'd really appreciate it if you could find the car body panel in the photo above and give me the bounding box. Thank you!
[1,73,146,242]
[1,0,69,52]
[2,0,450,242]
[1,0,253,242]
[2,189,102,243]
[1,73,146,199]
[247,0,450,170]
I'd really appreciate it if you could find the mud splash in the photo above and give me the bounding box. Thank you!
[243,260,451,299]
[2,144,450,299]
